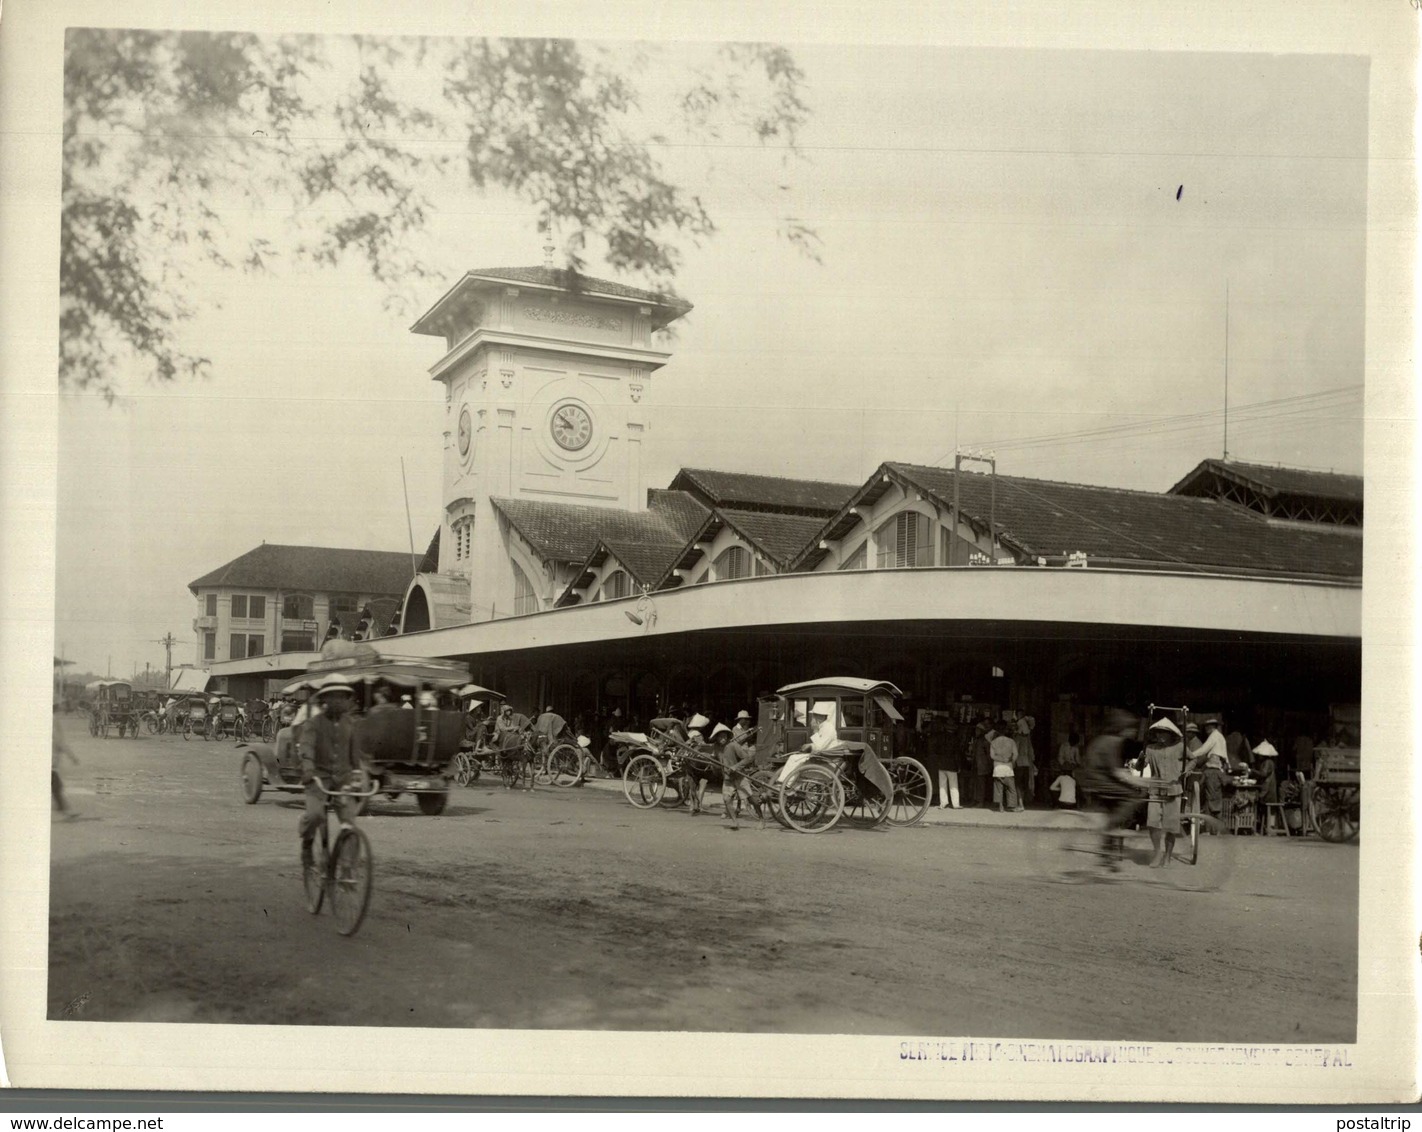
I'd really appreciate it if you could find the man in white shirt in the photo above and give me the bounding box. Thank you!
[777,701,837,784]
[988,727,1022,812]
[1187,717,1230,825]
[1049,770,1078,808]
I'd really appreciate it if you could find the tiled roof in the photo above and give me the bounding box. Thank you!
[719,508,828,567]
[668,467,858,515]
[880,462,1362,579]
[467,266,690,310]
[493,492,709,566]
[188,544,416,595]
[418,528,440,574]
[1170,459,1364,504]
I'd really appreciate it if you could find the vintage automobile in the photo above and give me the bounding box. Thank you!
[238,641,471,815]
[85,679,138,739]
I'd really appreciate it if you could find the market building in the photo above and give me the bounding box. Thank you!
[205,267,1362,759]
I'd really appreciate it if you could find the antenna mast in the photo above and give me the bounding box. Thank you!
[1223,280,1230,461]
[400,457,419,579]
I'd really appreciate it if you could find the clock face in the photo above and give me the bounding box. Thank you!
[550,403,593,452]
[457,406,472,457]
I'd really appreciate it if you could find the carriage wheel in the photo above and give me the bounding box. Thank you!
[549,743,584,787]
[622,754,666,809]
[88,713,98,737]
[1310,786,1360,843]
[778,764,845,833]
[885,757,932,826]
[840,779,892,828]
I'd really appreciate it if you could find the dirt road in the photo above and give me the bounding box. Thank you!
[47,725,1357,1038]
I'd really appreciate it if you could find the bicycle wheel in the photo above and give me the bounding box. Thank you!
[532,751,555,786]
[1028,810,1115,884]
[145,713,159,735]
[262,717,277,743]
[303,824,328,914]
[1169,815,1235,892]
[329,827,374,936]
[549,743,584,787]
[182,720,192,741]
[778,764,845,833]
[622,754,666,809]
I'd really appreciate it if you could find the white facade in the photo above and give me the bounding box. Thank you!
[412,273,687,622]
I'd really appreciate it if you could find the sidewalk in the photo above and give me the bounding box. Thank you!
[575,770,1081,830]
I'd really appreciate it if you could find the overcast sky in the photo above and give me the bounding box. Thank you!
[54,42,1370,678]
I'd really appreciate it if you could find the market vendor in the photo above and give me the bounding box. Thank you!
[1251,740,1280,804]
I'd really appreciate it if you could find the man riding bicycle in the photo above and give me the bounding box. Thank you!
[298,682,363,865]
[1077,708,1149,870]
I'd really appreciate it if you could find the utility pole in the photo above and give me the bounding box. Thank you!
[152,633,182,688]
[1223,280,1230,461]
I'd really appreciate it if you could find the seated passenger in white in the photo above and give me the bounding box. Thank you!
[777,701,838,783]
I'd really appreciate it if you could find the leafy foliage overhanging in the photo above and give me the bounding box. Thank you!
[61,31,816,400]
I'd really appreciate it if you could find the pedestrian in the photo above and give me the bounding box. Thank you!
[988,726,1021,812]
[955,719,977,807]
[1143,717,1186,867]
[732,709,754,742]
[1048,768,1078,808]
[1187,717,1230,826]
[929,717,959,809]
[1014,715,1037,807]
[52,703,79,819]
[972,721,994,807]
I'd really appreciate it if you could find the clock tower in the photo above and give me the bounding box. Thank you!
[409,266,692,624]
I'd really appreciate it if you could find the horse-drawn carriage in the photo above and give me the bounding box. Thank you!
[1307,704,1360,843]
[85,679,139,739]
[619,678,933,833]
[238,642,470,815]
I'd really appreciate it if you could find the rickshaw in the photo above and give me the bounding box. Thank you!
[238,640,470,815]
[450,685,504,785]
[620,679,933,833]
[1306,704,1360,843]
[207,695,246,741]
[180,695,211,740]
[85,680,138,739]
[764,679,933,832]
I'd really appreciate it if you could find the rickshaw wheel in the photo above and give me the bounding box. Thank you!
[1177,809,1203,865]
[240,754,263,804]
[549,743,583,787]
[1310,786,1360,843]
[622,754,666,809]
[841,780,892,828]
[145,714,159,735]
[88,714,98,737]
[885,757,933,827]
[778,765,844,833]
[416,791,448,816]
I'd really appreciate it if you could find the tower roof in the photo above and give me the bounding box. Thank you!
[411,266,693,338]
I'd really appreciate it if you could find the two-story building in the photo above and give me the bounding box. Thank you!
[188,542,426,676]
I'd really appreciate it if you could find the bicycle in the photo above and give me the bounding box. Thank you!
[1030,780,1234,891]
[303,775,380,936]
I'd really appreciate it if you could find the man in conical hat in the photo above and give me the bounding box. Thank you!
[1144,717,1185,867]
